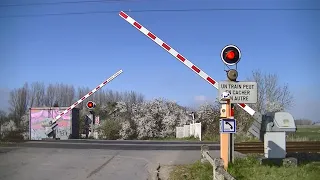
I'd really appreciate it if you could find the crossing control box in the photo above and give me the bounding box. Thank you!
[263,112,296,132]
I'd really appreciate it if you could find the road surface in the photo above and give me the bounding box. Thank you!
[0,140,243,180]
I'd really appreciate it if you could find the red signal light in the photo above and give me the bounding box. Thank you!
[86,101,95,109]
[220,45,241,66]
[226,50,235,60]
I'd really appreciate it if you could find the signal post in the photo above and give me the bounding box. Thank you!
[219,45,240,169]
[218,45,258,169]
[86,101,96,138]
[220,98,234,169]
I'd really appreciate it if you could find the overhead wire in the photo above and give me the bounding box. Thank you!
[0,8,319,19]
[0,0,319,19]
[0,0,144,7]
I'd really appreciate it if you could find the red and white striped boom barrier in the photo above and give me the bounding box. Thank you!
[118,11,256,116]
[118,11,263,139]
[49,70,123,132]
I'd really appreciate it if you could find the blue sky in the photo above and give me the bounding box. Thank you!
[0,0,319,121]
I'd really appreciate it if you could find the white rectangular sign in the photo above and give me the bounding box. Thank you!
[218,81,258,103]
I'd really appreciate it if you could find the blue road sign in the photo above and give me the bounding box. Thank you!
[220,119,236,133]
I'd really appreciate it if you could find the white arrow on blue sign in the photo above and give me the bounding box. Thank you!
[220,119,236,133]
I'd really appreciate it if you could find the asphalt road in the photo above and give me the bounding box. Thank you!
[0,141,243,180]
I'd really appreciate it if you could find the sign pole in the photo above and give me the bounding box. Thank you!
[229,104,235,163]
[220,99,232,169]
[219,45,242,169]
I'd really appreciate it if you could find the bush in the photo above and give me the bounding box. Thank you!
[1,129,25,142]
[97,120,122,140]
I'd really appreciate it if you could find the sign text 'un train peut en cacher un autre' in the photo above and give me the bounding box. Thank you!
[218,81,258,104]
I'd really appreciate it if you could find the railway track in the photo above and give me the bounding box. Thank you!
[235,141,320,154]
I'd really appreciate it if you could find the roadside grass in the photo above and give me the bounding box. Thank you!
[228,155,320,180]
[169,155,320,180]
[169,161,212,180]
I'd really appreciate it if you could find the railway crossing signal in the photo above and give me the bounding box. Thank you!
[46,70,123,137]
[118,12,254,170]
[220,45,241,66]
[219,44,244,168]
[118,11,297,168]
[86,101,96,109]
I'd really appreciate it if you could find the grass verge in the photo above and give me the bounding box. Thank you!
[169,161,212,180]
[228,155,320,180]
[169,155,320,180]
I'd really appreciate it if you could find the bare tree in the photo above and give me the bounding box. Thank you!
[54,83,75,106]
[77,87,90,109]
[45,84,57,107]
[247,70,294,114]
[29,82,45,107]
[122,91,145,105]
[106,90,122,102]
[8,83,29,127]
[65,85,75,106]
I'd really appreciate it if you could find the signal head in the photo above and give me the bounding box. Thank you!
[220,45,241,66]
[227,69,238,81]
[86,101,96,109]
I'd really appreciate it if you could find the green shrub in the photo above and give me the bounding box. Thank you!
[97,120,121,140]
[1,129,25,142]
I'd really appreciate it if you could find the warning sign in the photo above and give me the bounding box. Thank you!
[218,81,257,103]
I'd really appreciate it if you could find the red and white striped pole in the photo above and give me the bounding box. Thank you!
[118,11,256,117]
[48,69,123,132]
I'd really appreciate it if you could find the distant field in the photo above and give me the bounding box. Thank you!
[291,125,320,141]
